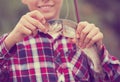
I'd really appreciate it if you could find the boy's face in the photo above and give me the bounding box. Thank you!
[22,0,63,20]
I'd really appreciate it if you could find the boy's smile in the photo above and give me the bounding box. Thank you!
[22,0,63,20]
[38,3,54,12]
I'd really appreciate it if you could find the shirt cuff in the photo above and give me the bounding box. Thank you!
[98,45,106,60]
[0,34,17,60]
[99,45,115,65]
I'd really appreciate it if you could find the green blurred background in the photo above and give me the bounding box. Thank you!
[0,0,120,59]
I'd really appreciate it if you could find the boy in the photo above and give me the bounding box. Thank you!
[0,0,120,82]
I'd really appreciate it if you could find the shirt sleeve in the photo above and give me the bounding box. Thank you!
[0,34,17,81]
[0,34,17,64]
[89,45,120,82]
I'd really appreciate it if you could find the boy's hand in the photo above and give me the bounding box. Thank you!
[5,10,47,49]
[76,21,103,50]
[11,10,47,42]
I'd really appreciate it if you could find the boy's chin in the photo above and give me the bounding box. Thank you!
[41,12,58,19]
[44,15,58,20]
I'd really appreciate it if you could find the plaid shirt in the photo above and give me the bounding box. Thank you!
[0,32,120,82]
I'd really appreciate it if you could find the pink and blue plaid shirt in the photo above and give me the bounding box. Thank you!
[0,32,120,82]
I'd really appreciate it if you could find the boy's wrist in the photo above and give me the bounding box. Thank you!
[4,33,18,50]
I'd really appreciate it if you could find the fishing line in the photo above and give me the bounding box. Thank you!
[65,0,70,19]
